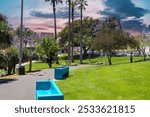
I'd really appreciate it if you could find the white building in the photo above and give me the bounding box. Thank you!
[145,46,150,55]
[40,32,54,39]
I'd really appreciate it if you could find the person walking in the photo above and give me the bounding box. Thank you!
[130,52,133,63]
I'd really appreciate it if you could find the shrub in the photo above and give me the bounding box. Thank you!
[36,38,59,68]
[5,47,19,75]
[0,50,7,70]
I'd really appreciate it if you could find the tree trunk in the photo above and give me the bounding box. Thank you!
[88,50,91,61]
[53,3,57,40]
[71,5,74,62]
[107,56,112,65]
[13,64,16,74]
[141,49,146,61]
[83,46,88,57]
[68,0,71,64]
[47,57,52,68]
[48,63,52,68]
[143,49,146,61]
[107,51,112,65]
[104,51,107,65]
[99,51,103,63]
[28,57,32,72]
[7,65,13,75]
[80,7,83,64]
[53,3,59,64]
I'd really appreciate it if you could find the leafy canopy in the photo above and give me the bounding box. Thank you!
[36,37,59,59]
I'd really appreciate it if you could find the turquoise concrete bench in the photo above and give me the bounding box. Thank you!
[54,66,69,80]
[36,80,64,100]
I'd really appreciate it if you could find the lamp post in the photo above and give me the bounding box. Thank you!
[19,0,23,66]
[16,0,25,75]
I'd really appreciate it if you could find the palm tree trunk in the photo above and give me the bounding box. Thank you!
[53,3,57,40]
[80,7,83,64]
[68,0,71,64]
[53,2,59,64]
[71,5,74,62]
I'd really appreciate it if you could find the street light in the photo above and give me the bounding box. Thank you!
[16,0,25,75]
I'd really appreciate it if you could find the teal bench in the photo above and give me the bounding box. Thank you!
[54,66,69,80]
[36,80,64,100]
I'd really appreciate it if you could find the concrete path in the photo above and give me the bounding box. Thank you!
[0,65,95,100]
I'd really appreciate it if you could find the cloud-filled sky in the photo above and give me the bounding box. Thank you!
[0,0,150,35]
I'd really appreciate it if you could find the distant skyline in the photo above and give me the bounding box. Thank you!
[0,0,150,35]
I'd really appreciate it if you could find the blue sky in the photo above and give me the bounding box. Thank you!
[0,0,150,34]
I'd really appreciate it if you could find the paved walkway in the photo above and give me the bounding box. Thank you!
[0,65,95,100]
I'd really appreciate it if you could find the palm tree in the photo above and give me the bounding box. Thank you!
[76,0,88,64]
[70,0,77,62]
[45,0,63,64]
[45,0,63,40]
[66,0,72,64]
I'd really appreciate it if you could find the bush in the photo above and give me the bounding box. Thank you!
[36,37,59,68]
[22,48,30,62]
[0,47,19,75]
[5,47,19,74]
[0,50,7,70]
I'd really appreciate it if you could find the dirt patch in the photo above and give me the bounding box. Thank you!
[1,75,17,79]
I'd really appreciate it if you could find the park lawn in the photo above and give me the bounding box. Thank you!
[25,60,67,72]
[56,60,150,100]
[25,62,49,72]
[25,56,143,72]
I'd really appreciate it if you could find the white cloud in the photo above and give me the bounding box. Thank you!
[84,0,106,18]
[141,14,150,26]
[122,16,138,21]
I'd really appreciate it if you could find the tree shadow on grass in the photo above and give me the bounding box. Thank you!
[0,78,18,85]
[134,58,150,63]
[26,70,41,73]
[112,62,130,66]
[108,58,150,66]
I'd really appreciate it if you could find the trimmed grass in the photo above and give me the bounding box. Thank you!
[25,62,49,72]
[25,56,143,72]
[25,61,66,72]
[56,59,150,100]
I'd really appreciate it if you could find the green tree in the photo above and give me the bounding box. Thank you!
[15,26,37,72]
[36,38,59,68]
[45,0,63,40]
[135,34,149,61]
[0,14,12,48]
[0,47,19,75]
[93,17,139,65]
[15,26,34,47]
[0,50,7,70]
[6,47,19,75]
[76,0,88,64]
[0,13,7,23]
[59,17,99,56]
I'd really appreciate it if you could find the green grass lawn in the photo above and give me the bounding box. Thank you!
[25,62,49,72]
[25,56,143,72]
[56,58,150,100]
[25,61,66,72]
